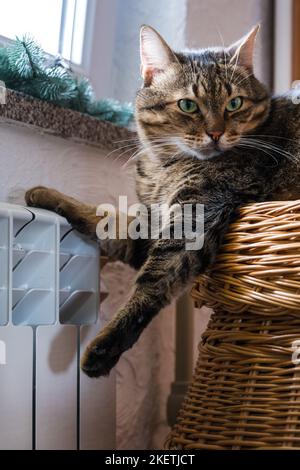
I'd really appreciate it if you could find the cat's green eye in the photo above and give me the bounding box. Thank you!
[226,96,243,112]
[178,99,198,114]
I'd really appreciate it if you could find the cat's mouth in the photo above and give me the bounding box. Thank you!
[190,139,240,160]
[176,139,217,160]
[185,142,224,160]
[175,137,237,160]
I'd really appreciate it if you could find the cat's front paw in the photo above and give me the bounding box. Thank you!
[25,186,66,214]
[25,186,50,207]
[80,332,121,378]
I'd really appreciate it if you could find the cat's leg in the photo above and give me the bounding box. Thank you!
[25,186,99,236]
[81,238,200,377]
[81,200,237,377]
[25,186,150,268]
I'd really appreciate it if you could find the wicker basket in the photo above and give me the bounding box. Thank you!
[166,200,300,450]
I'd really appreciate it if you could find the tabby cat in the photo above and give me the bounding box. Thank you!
[25,25,300,377]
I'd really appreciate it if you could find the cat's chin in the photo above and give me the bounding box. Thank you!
[175,140,222,160]
[194,148,222,160]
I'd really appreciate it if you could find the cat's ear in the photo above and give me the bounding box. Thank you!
[140,25,178,85]
[227,25,260,70]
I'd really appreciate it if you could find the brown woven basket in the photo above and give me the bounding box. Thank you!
[166,200,300,450]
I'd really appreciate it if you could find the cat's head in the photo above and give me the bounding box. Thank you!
[135,25,270,161]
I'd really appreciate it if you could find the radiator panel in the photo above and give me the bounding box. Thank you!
[0,325,33,450]
[0,203,113,449]
[35,325,78,450]
[0,214,9,326]
[80,323,116,450]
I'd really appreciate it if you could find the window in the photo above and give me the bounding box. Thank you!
[0,0,90,67]
[274,0,293,93]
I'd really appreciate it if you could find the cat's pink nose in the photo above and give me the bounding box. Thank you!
[206,130,223,142]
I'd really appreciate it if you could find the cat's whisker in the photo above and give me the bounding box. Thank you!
[110,147,141,165]
[113,135,176,146]
[240,140,286,160]
[234,72,254,87]
[192,58,197,78]
[112,137,141,144]
[237,143,279,167]
[117,142,156,166]
[189,57,198,83]
[239,138,296,165]
[142,136,179,148]
[106,135,177,163]
[111,140,168,164]
[241,137,297,161]
[128,141,175,163]
[104,142,141,161]
[229,48,241,85]
[216,26,229,84]
[122,148,146,168]
[245,134,300,144]
[126,144,171,166]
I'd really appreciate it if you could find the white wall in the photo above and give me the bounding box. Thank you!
[90,0,187,101]
[111,0,187,102]
[185,0,273,87]
[90,0,273,100]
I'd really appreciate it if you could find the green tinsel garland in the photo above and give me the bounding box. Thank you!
[0,35,134,127]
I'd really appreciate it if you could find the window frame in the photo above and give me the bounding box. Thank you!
[292,0,300,81]
[274,0,293,94]
[84,0,118,98]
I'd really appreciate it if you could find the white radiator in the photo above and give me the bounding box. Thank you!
[0,203,115,450]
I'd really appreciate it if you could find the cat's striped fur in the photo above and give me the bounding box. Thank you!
[26,26,300,377]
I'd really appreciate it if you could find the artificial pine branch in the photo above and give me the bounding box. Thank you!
[7,35,44,79]
[70,77,94,113]
[0,35,134,127]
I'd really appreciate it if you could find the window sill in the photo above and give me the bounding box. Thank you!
[0,88,136,150]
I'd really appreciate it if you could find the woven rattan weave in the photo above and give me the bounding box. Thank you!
[166,200,300,450]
